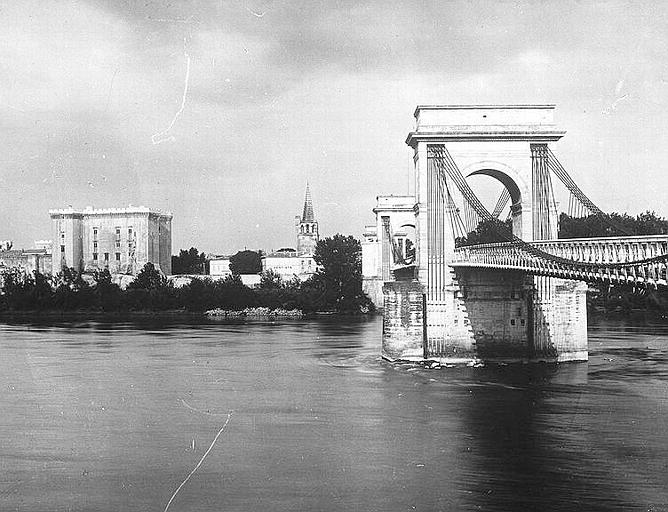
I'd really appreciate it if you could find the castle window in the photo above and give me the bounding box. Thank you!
[104,252,109,262]
[93,228,98,240]
[93,253,98,260]
[115,252,121,261]
[510,319,516,326]
[93,241,98,250]
[60,245,65,253]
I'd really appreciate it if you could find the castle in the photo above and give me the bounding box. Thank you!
[50,206,172,275]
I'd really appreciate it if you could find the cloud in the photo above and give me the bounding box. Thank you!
[3,0,668,252]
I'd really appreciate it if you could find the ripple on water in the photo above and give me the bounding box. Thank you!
[1,316,668,511]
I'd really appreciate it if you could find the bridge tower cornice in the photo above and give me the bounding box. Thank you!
[405,104,565,148]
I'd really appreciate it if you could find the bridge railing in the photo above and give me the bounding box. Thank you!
[451,235,668,287]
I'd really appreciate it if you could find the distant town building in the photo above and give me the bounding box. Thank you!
[262,247,316,281]
[49,206,172,275]
[0,247,51,275]
[263,185,319,282]
[34,240,52,252]
[207,257,262,287]
[209,256,232,278]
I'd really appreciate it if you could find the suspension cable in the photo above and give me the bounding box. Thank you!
[546,148,632,235]
[492,188,511,218]
[428,145,668,269]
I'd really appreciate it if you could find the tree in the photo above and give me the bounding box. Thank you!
[53,267,92,309]
[0,269,52,310]
[635,211,668,235]
[31,270,54,309]
[128,262,167,290]
[93,268,121,311]
[229,250,263,274]
[172,247,207,274]
[456,218,513,247]
[259,269,283,289]
[558,211,668,239]
[311,234,372,312]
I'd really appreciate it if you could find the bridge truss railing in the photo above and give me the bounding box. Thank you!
[450,235,668,287]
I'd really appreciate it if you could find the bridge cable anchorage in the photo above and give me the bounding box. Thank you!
[427,144,668,273]
[544,147,632,235]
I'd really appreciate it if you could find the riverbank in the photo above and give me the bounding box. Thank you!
[0,308,374,323]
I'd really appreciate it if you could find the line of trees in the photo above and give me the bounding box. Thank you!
[454,211,668,247]
[0,235,373,315]
[558,211,668,238]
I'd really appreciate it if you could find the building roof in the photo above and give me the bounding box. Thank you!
[301,184,315,223]
[49,206,173,218]
[265,249,298,258]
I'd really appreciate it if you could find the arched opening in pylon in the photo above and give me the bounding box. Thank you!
[465,168,524,238]
[392,223,416,265]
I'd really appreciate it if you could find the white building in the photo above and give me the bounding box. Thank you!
[209,257,232,278]
[262,248,316,282]
[49,206,172,275]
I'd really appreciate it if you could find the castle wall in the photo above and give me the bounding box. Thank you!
[51,213,83,272]
[49,207,172,276]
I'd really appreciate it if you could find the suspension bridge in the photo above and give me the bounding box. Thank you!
[366,104,668,364]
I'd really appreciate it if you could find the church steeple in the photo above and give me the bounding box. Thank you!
[297,183,318,256]
[302,183,315,222]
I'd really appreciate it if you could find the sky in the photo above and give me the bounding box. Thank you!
[1,0,668,254]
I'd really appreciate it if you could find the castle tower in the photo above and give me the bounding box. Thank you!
[297,184,319,256]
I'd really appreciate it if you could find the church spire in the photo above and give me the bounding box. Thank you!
[297,183,318,256]
[301,183,314,222]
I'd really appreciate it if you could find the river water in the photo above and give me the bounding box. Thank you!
[1,315,667,511]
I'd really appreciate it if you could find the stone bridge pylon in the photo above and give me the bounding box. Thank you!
[375,105,589,364]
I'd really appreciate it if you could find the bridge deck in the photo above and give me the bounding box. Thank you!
[450,235,668,287]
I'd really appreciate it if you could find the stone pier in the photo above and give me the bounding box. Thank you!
[382,272,588,364]
[382,281,425,361]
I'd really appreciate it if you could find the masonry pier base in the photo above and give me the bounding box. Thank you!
[382,271,588,364]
